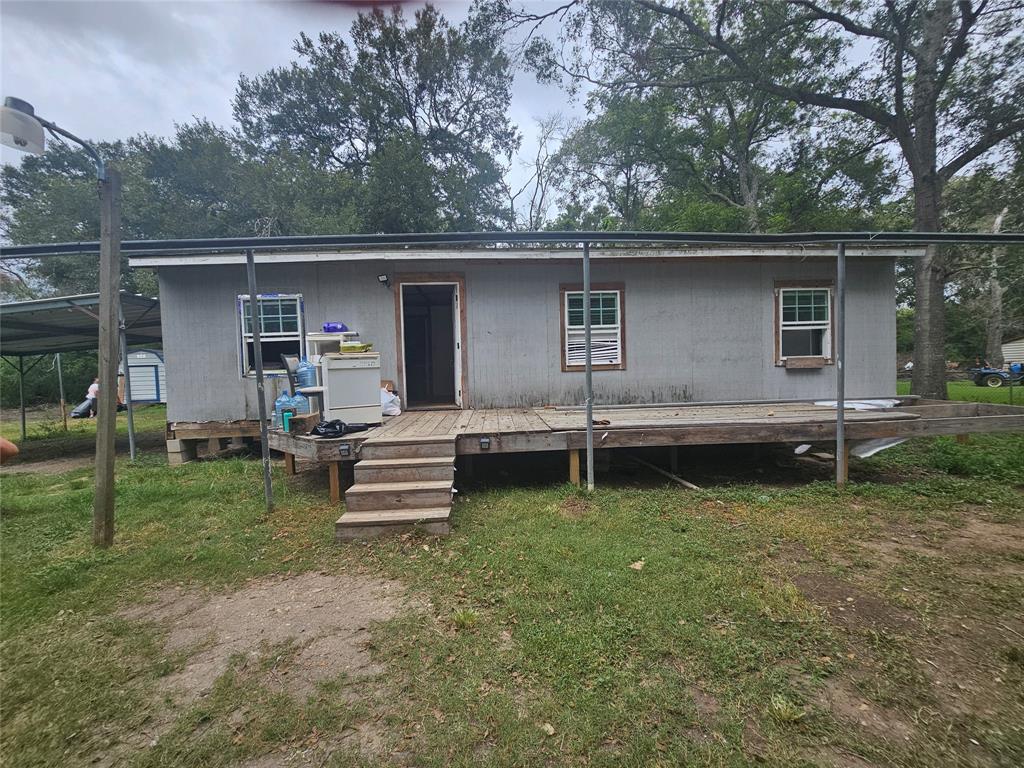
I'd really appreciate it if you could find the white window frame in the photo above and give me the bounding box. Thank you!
[562,288,624,369]
[237,293,305,377]
[777,286,833,364]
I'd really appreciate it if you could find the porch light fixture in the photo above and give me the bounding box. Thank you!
[377,274,391,288]
[479,437,491,450]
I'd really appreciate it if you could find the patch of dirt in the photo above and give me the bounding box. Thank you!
[791,572,914,632]
[944,517,1024,556]
[1,454,95,474]
[814,677,915,744]
[122,571,416,705]
[559,496,594,520]
[801,746,879,768]
[1,432,165,474]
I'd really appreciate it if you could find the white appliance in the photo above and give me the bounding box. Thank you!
[321,353,382,424]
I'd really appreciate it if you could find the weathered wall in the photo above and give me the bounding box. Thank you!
[157,257,895,422]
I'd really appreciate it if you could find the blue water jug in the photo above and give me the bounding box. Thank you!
[296,358,317,389]
[291,391,310,415]
[273,391,292,428]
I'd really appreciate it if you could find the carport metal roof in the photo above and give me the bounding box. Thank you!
[0,291,161,356]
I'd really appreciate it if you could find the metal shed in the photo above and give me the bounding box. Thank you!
[120,348,167,404]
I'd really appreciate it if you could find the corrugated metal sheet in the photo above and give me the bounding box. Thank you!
[0,292,160,355]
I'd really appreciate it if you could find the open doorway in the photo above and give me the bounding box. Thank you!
[400,283,461,408]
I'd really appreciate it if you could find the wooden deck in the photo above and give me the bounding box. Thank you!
[268,398,1024,467]
[258,397,1024,539]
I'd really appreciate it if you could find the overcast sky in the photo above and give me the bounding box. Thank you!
[0,0,582,187]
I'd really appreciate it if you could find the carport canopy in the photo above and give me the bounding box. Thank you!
[0,291,160,356]
[0,291,161,444]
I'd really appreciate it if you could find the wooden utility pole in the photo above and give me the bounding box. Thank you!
[93,168,121,547]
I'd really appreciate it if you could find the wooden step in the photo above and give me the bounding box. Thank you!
[335,508,451,541]
[359,436,456,460]
[354,456,455,483]
[344,480,453,512]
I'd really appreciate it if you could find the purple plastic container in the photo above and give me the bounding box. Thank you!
[322,322,349,333]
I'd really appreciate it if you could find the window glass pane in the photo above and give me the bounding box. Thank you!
[781,328,825,357]
[782,305,797,322]
[567,295,583,310]
[245,339,300,372]
[568,309,584,326]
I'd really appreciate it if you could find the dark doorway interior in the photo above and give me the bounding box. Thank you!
[402,284,456,407]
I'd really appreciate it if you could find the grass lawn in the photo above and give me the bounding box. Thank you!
[896,378,1024,405]
[1,399,1022,767]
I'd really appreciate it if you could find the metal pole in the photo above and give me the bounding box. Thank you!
[246,249,274,513]
[18,356,25,441]
[835,242,847,487]
[56,353,67,431]
[93,168,121,547]
[118,305,136,461]
[583,241,595,492]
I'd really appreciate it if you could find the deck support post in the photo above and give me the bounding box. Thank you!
[835,242,847,488]
[582,240,595,492]
[569,449,581,487]
[284,452,296,475]
[328,461,341,503]
[118,304,136,461]
[246,248,274,514]
[669,446,679,475]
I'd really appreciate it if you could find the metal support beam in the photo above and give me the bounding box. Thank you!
[835,242,847,487]
[54,353,67,431]
[583,241,595,492]
[18,356,25,441]
[118,305,136,461]
[246,249,274,514]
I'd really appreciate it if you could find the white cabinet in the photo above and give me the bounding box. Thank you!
[321,353,382,424]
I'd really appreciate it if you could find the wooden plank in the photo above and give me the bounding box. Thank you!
[498,410,517,434]
[284,453,296,475]
[457,431,570,454]
[564,413,1024,449]
[171,420,262,438]
[845,414,1024,440]
[329,462,341,503]
[568,449,581,486]
[433,411,459,436]
[450,409,475,435]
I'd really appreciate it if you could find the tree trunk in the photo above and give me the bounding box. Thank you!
[985,207,1008,368]
[909,176,948,400]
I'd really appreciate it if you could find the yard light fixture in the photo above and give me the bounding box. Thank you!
[0,97,105,179]
[377,274,391,288]
[2,95,121,547]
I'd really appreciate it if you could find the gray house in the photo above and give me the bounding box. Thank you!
[130,244,908,428]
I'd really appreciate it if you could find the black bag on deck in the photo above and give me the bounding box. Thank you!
[309,420,370,438]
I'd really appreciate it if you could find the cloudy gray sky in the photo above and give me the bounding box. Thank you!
[1,0,582,186]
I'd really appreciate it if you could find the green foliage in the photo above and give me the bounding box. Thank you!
[234,4,518,231]
[0,350,97,410]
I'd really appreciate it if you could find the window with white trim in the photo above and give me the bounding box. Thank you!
[778,287,832,361]
[238,294,304,375]
[563,289,624,368]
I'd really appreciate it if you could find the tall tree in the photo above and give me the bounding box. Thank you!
[508,0,1024,398]
[234,4,520,231]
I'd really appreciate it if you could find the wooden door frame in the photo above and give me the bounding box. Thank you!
[394,273,469,408]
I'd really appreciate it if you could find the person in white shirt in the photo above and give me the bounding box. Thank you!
[86,377,99,417]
